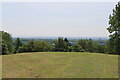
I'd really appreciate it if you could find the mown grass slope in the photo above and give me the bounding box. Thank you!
[2,52,118,78]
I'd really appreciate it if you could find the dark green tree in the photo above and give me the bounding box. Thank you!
[54,37,65,51]
[85,39,93,52]
[34,41,51,52]
[19,40,52,52]
[107,2,120,54]
[72,44,84,52]
[1,31,14,54]
[0,31,2,55]
[77,39,88,51]
[26,40,35,52]
[64,38,70,52]
[92,42,105,53]
[2,42,9,55]
[53,37,71,52]
[106,39,115,53]
[64,38,69,43]
[14,38,22,53]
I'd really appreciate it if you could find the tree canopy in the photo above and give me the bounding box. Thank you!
[107,2,120,54]
[14,38,22,53]
[1,31,14,55]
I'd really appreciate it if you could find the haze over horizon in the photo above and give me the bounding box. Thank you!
[1,2,117,37]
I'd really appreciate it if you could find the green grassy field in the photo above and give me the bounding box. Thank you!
[2,52,118,78]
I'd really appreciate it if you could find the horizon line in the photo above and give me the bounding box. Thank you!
[13,36,109,38]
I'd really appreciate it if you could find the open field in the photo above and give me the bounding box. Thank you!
[2,52,118,78]
[0,56,2,79]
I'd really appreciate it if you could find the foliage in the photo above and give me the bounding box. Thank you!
[71,44,85,52]
[77,39,105,53]
[92,42,105,53]
[14,38,22,53]
[19,40,51,52]
[1,31,14,55]
[107,2,120,54]
[1,31,107,54]
[53,37,70,52]
[2,42,9,55]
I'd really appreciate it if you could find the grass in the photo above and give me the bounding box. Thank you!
[2,52,118,78]
[0,56,2,79]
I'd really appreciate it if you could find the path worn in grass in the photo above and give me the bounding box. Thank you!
[2,52,118,78]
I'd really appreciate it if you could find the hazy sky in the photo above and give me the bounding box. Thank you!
[1,2,117,37]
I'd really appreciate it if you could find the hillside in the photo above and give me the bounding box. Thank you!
[2,52,118,78]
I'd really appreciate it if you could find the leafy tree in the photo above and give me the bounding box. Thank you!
[64,38,70,52]
[105,39,115,53]
[85,39,93,52]
[54,37,65,52]
[0,31,2,55]
[77,39,87,51]
[19,40,51,52]
[18,45,26,53]
[77,39,105,53]
[53,37,71,52]
[77,39,92,52]
[18,40,35,52]
[2,42,9,55]
[107,2,120,54]
[1,31,14,54]
[34,41,51,52]
[72,44,84,52]
[14,38,22,53]
[64,38,69,43]
[92,42,105,53]
[24,40,35,52]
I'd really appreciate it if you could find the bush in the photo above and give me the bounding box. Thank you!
[18,40,52,53]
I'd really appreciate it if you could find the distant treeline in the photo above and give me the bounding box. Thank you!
[12,37,107,45]
[0,31,117,55]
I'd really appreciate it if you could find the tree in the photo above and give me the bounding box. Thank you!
[85,39,93,52]
[107,2,120,54]
[14,38,22,53]
[77,39,105,53]
[64,38,70,52]
[1,31,14,54]
[92,43,105,53]
[0,31,2,55]
[53,37,71,52]
[2,42,9,55]
[18,40,35,52]
[34,41,51,52]
[54,37,65,52]
[77,39,93,52]
[64,38,69,43]
[72,44,84,52]
[105,39,115,53]
[77,39,89,52]
[19,40,52,52]
[25,40,35,52]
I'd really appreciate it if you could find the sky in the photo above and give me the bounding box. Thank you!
[1,2,117,37]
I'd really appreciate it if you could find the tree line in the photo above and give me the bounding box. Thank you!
[0,31,116,55]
